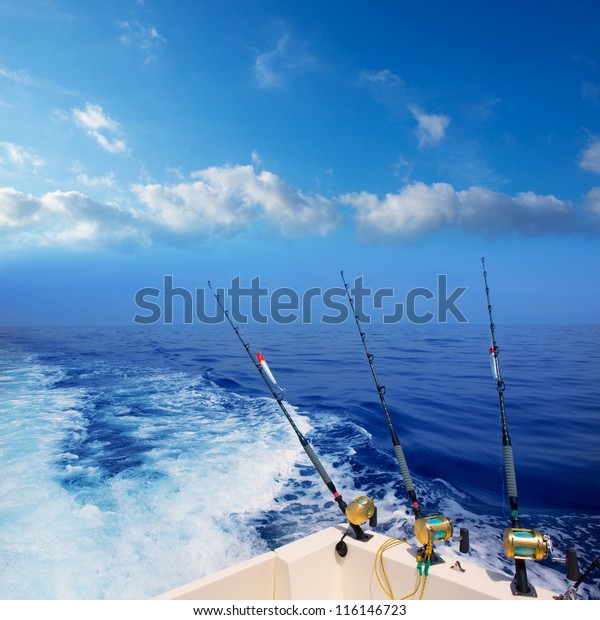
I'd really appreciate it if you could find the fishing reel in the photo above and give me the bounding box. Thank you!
[414,515,453,545]
[413,515,453,566]
[336,497,377,557]
[503,528,549,561]
[345,496,377,528]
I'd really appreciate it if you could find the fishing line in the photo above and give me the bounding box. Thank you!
[208,281,371,542]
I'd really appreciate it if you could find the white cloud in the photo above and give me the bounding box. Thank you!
[131,177,251,236]
[582,81,600,106]
[0,63,31,85]
[584,187,600,217]
[133,164,340,238]
[580,137,600,174]
[358,69,404,88]
[0,187,146,248]
[409,106,451,147]
[72,103,128,155]
[72,103,119,132]
[0,165,340,249]
[253,34,317,89]
[251,149,262,166]
[391,156,413,183]
[90,131,128,155]
[119,20,165,65]
[254,36,288,89]
[76,172,116,188]
[165,166,185,180]
[2,167,595,250]
[357,70,452,148]
[0,141,45,173]
[357,68,406,113]
[341,182,577,240]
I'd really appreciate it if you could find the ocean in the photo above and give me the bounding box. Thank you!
[0,322,599,600]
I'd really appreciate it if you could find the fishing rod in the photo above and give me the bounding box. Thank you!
[556,552,600,600]
[481,258,549,597]
[340,271,455,561]
[207,281,375,543]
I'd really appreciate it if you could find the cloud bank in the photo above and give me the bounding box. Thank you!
[0,164,339,249]
[342,182,588,240]
[1,166,598,250]
[132,164,340,237]
[0,187,145,248]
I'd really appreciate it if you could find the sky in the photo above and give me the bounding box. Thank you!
[1,0,599,326]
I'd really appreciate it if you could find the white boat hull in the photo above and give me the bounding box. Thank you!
[155,525,557,600]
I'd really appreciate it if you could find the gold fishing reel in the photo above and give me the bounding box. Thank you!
[503,528,549,561]
[414,515,453,546]
[346,496,377,527]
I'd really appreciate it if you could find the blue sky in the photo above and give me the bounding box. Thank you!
[1,0,599,325]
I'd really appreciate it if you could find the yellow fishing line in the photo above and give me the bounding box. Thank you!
[374,536,433,600]
[374,537,409,600]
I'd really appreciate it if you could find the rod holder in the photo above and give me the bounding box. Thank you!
[459,527,470,554]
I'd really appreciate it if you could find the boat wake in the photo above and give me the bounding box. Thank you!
[1,330,598,600]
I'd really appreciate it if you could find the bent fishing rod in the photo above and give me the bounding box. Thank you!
[340,271,455,559]
[208,281,374,542]
[481,258,549,597]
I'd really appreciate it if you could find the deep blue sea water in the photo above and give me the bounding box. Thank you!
[0,323,599,599]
